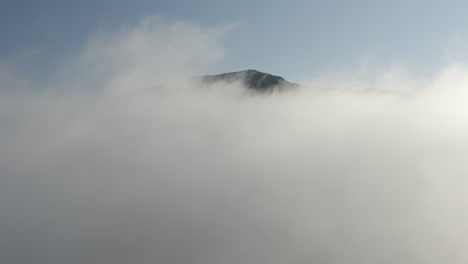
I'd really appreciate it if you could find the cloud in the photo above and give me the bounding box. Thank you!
[2,16,468,264]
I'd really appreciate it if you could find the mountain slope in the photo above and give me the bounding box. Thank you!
[200,69,298,92]
[197,69,408,97]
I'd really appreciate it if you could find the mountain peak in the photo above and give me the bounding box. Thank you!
[200,70,296,91]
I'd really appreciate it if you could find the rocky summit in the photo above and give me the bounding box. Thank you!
[200,69,297,92]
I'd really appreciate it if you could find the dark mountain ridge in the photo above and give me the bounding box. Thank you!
[197,69,407,97]
[199,69,298,92]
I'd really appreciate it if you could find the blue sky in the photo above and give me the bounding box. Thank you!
[2,0,468,81]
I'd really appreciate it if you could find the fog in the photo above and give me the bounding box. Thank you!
[2,17,468,264]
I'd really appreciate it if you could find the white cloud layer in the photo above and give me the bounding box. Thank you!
[2,17,468,264]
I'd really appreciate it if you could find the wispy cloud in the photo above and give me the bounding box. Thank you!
[2,16,468,264]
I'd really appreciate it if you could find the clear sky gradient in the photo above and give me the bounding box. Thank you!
[2,0,468,81]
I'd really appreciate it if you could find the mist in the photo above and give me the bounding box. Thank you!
[2,17,468,264]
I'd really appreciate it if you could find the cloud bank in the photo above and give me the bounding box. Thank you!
[2,16,468,264]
